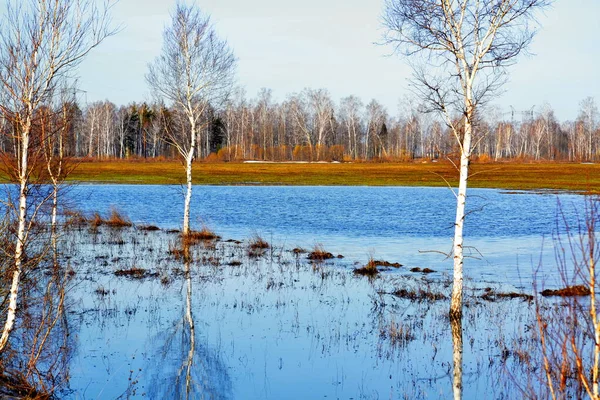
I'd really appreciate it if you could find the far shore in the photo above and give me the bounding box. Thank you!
[2,159,599,193]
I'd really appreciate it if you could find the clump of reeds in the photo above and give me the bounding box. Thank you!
[182,226,221,247]
[367,259,402,268]
[138,225,160,231]
[64,210,88,227]
[480,288,533,302]
[105,208,133,228]
[354,258,403,277]
[540,285,590,297]
[292,247,307,257]
[307,244,334,261]
[410,267,435,273]
[114,267,157,279]
[248,235,270,258]
[391,288,447,302]
[354,263,379,277]
[89,212,104,228]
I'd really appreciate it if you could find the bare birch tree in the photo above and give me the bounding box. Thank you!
[0,0,114,353]
[147,4,235,236]
[382,0,551,317]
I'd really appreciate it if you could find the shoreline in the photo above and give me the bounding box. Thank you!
[1,160,599,193]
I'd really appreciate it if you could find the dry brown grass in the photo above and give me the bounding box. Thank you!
[307,244,334,261]
[89,212,104,228]
[44,159,600,192]
[540,285,590,297]
[114,267,157,279]
[354,263,379,277]
[366,259,403,268]
[247,235,270,258]
[63,210,88,227]
[182,227,221,247]
[105,209,132,228]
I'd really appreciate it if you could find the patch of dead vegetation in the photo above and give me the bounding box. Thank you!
[390,288,447,301]
[138,224,160,231]
[183,227,221,246]
[541,285,590,297]
[114,267,158,279]
[307,244,334,261]
[248,235,270,258]
[480,288,533,302]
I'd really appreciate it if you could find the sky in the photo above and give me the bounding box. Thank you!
[77,0,600,122]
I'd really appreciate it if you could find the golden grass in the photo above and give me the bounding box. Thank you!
[7,159,600,192]
[105,209,133,228]
[182,227,221,247]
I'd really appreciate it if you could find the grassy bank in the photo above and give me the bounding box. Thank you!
[20,159,600,192]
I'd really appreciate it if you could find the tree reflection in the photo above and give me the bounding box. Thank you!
[147,251,231,399]
[451,314,463,400]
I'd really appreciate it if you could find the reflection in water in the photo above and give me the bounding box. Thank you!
[1,262,73,397]
[147,253,232,399]
[451,314,463,400]
[183,258,195,399]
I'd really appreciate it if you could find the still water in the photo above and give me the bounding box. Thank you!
[70,184,587,287]
[51,185,590,399]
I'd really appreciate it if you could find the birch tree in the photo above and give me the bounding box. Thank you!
[147,4,235,236]
[0,0,114,353]
[382,0,551,318]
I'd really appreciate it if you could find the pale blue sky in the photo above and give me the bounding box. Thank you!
[77,0,599,121]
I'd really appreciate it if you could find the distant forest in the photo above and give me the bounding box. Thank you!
[11,88,599,163]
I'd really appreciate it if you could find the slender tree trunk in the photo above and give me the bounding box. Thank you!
[450,110,472,317]
[590,223,599,398]
[0,119,30,352]
[183,122,196,236]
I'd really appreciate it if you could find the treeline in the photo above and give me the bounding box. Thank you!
[3,88,598,162]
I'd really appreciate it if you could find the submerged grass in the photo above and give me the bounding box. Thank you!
[58,223,581,399]
[31,160,600,193]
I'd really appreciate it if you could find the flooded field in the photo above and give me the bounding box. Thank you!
[62,225,538,399]
[2,185,596,398]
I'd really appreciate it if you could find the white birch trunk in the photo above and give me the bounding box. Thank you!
[0,120,30,352]
[590,235,599,398]
[182,121,196,236]
[450,111,472,317]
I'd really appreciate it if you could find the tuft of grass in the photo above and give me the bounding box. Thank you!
[540,285,590,297]
[64,210,88,227]
[105,208,132,228]
[354,263,379,277]
[249,235,270,250]
[391,288,447,302]
[183,227,221,246]
[114,267,158,279]
[409,267,435,273]
[366,259,402,268]
[480,288,533,302]
[89,212,104,228]
[307,244,334,261]
[139,224,160,231]
[248,235,270,258]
